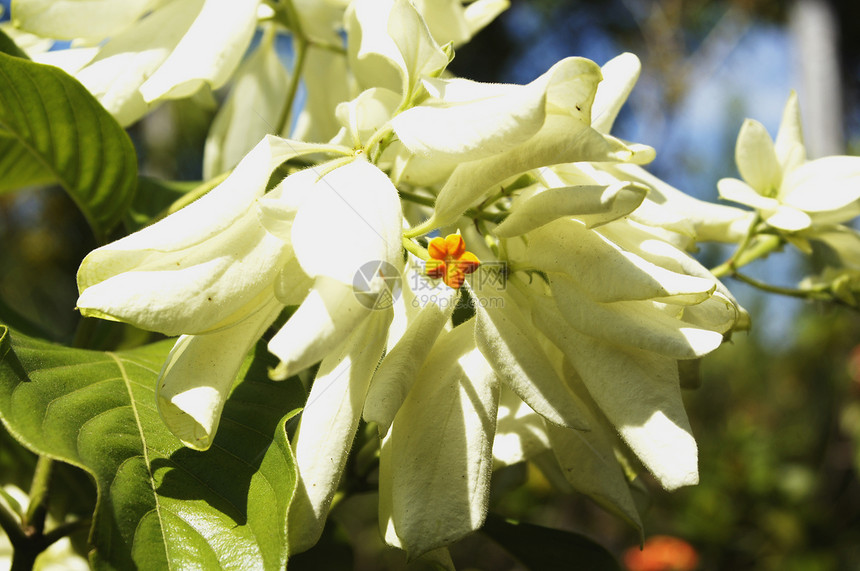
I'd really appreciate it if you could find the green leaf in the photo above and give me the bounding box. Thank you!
[0,28,29,60]
[0,325,303,570]
[0,134,55,190]
[0,52,137,242]
[481,514,621,571]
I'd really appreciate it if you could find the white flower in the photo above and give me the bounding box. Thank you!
[18,0,263,126]
[76,136,403,453]
[377,318,498,557]
[718,91,860,232]
[391,56,650,233]
[483,165,743,490]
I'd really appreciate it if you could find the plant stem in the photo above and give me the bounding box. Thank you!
[7,456,55,571]
[730,271,830,301]
[402,236,429,261]
[276,36,308,137]
[23,456,53,534]
[397,190,507,226]
[0,498,25,545]
[275,0,310,137]
[710,215,784,278]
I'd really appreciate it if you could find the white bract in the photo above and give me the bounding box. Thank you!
[718,92,860,232]
[14,0,262,126]
[77,137,402,452]
[489,171,742,491]
[61,0,776,562]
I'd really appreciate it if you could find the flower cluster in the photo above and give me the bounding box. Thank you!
[11,0,860,562]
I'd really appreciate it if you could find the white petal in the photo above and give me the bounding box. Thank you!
[292,48,352,144]
[364,290,456,433]
[526,221,715,305]
[560,331,698,490]
[267,277,373,377]
[392,56,599,162]
[76,136,298,335]
[335,87,401,146]
[592,53,641,134]
[139,0,260,102]
[413,0,471,45]
[492,389,551,467]
[288,308,391,553]
[735,118,782,194]
[347,0,447,95]
[546,423,643,528]
[73,0,200,125]
[292,0,345,45]
[782,156,860,213]
[391,75,548,162]
[291,158,402,285]
[774,91,806,171]
[605,163,753,244]
[681,291,739,334]
[764,205,812,231]
[256,156,357,243]
[380,324,499,556]
[425,117,634,231]
[545,277,723,359]
[463,0,509,39]
[543,57,602,121]
[387,0,449,95]
[203,28,291,179]
[272,256,314,306]
[474,290,589,429]
[13,0,160,40]
[717,177,778,211]
[494,183,648,237]
[156,298,283,450]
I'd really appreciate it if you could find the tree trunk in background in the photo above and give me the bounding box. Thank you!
[791,0,844,157]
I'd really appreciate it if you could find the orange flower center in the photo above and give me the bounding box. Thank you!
[425,234,480,289]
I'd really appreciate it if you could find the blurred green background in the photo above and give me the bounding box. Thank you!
[2,0,860,569]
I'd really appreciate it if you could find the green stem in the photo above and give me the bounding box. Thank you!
[6,456,54,571]
[365,125,394,161]
[23,456,52,534]
[276,35,308,137]
[41,518,91,547]
[730,271,831,301]
[0,498,25,545]
[397,190,507,227]
[709,214,787,278]
[273,0,310,137]
[402,236,429,261]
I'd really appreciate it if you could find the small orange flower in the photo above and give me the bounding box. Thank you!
[623,535,699,571]
[425,234,480,289]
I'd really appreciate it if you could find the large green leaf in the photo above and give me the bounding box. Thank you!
[0,52,137,242]
[482,514,621,571]
[0,325,303,570]
[0,28,29,59]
